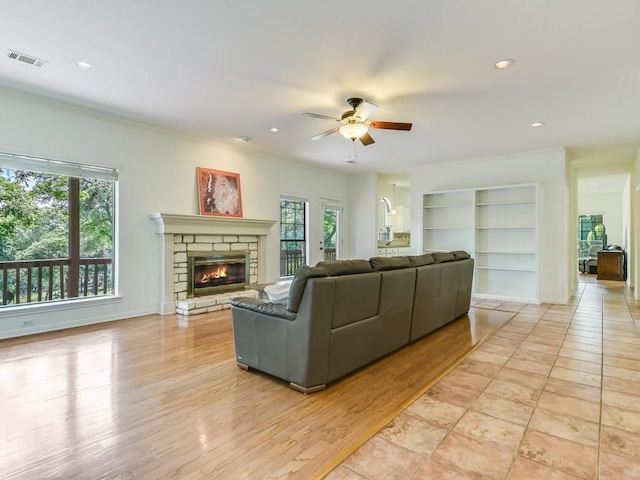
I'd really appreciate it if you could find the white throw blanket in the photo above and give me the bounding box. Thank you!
[263,281,292,304]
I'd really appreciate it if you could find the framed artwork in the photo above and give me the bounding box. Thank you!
[197,167,243,217]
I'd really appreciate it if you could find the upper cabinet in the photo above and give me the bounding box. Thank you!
[423,184,539,303]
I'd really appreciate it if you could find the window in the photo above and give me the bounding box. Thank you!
[578,214,605,258]
[280,195,308,277]
[0,153,117,306]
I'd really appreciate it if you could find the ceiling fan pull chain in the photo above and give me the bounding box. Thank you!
[353,141,358,167]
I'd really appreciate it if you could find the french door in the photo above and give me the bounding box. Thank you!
[320,199,342,261]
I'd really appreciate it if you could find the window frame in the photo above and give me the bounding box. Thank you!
[0,152,118,307]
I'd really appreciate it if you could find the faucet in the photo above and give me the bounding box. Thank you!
[385,226,393,245]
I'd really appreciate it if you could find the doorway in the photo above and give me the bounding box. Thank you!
[576,174,630,282]
[320,199,342,261]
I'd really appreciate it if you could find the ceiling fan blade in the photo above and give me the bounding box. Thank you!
[353,100,378,122]
[310,127,339,140]
[302,112,340,121]
[370,121,413,131]
[360,132,375,146]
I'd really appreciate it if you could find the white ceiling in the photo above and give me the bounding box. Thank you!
[578,174,629,195]
[2,1,640,174]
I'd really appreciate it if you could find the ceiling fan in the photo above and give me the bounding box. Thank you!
[303,97,412,146]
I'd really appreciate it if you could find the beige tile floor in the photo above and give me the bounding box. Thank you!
[325,278,640,480]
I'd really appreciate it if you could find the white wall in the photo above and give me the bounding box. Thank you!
[567,160,578,292]
[578,192,624,247]
[410,148,569,304]
[0,87,351,338]
[348,173,378,259]
[635,150,640,298]
[622,176,631,285]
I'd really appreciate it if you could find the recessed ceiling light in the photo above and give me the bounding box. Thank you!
[494,58,515,69]
[530,122,545,128]
[74,61,94,70]
[237,136,251,143]
[269,127,279,133]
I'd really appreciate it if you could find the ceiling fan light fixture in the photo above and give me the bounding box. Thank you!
[339,123,368,140]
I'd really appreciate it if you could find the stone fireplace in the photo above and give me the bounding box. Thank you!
[188,250,249,297]
[150,213,276,315]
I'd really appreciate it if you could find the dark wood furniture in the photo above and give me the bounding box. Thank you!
[597,250,625,281]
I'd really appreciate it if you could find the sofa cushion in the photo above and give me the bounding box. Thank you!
[369,256,410,271]
[287,266,328,312]
[316,259,373,276]
[407,254,435,267]
[451,250,471,260]
[432,252,456,263]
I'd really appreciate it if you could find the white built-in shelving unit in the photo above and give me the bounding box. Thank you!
[423,184,539,303]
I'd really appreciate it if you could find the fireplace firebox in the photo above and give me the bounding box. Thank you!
[187,250,249,297]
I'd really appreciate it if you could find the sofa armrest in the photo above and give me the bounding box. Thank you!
[230,297,297,320]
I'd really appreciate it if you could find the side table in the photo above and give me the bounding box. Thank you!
[597,250,625,281]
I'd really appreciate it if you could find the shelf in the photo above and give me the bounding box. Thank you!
[476,201,535,206]
[476,230,536,253]
[475,266,536,272]
[472,292,538,304]
[475,251,536,270]
[475,226,535,230]
[424,226,471,230]
[474,267,537,300]
[475,185,537,205]
[423,190,475,210]
[476,250,535,255]
[424,204,469,209]
[424,203,474,230]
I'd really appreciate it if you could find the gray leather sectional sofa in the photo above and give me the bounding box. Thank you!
[230,251,473,393]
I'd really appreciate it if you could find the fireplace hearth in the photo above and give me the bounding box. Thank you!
[188,250,249,297]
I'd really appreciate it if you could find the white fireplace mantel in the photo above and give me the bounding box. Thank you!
[150,213,277,314]
[150,213,276,236]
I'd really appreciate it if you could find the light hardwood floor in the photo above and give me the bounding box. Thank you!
[0,306,514,479]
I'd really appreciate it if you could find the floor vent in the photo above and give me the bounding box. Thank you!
[6,50,47,68]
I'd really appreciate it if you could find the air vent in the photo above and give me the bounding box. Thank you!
[6,50,48,68]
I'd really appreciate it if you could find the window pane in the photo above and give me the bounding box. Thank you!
[79,178,114,258]
[280,197,307,276]
[578,214,604,259]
